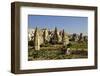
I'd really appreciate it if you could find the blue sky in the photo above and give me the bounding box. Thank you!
[28,15,88,35]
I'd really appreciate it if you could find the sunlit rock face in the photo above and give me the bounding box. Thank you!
[34,27,40,50]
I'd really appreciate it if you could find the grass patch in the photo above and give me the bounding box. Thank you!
[28,48,87,61]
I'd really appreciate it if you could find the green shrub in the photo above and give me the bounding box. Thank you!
[28,40,34,46]
[40,43,51,47]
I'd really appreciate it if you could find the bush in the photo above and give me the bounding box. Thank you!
[28,40,34,46]
[67,43,72,48]
[40,43,51,47]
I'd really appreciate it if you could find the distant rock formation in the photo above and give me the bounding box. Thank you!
[78,33,83,41]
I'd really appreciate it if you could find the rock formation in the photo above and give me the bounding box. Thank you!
[51,27,60,44]
[62,29,69,45]
[34,27,40,50]
[43,28,48,43]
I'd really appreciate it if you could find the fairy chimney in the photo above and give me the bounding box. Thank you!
[52,27,59,44]
[34,27,40,50]
[62,29,69,45]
